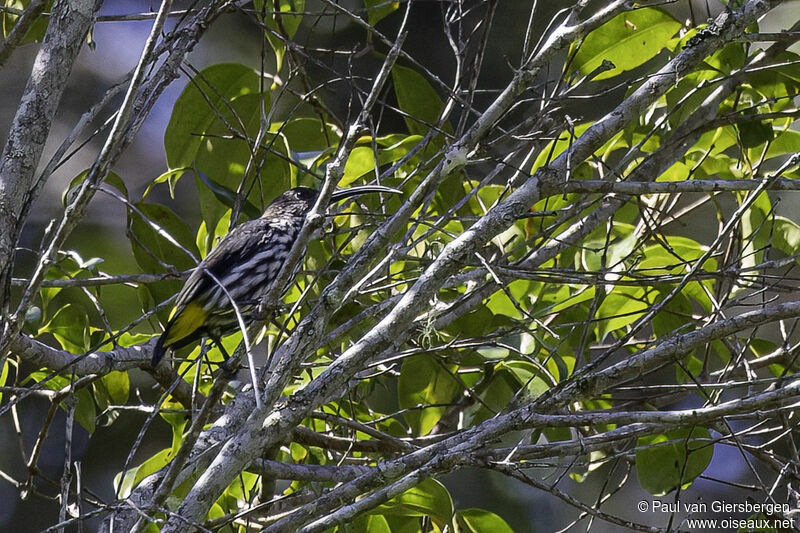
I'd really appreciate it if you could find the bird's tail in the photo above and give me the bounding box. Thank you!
[152,331,169,366]
[151,302,208,366]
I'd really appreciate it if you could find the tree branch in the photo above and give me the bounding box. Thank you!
[0,0,98,313]
[153,2,781,530]
[0,0,48,67]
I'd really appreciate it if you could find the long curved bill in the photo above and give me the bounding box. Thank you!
[330,185,402,203]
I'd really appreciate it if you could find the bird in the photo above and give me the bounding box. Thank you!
[151,184,399,365]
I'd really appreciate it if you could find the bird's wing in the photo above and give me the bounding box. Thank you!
[162,219,274,346]
[174,220,268,306]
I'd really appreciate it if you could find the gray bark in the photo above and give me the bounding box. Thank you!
[0,0,98,312]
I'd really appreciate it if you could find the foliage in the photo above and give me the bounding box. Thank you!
[2,1,800,532]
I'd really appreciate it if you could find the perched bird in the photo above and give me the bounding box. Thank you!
[151,184,398,365]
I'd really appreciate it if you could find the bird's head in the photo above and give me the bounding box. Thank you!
[261,186,319,218]
[261,185,400,219]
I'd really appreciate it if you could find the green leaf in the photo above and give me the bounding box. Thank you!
[207,502,227,523]
[664,68,718,128]
[164,63,261,178]
[485,280,531,319]
[635,427,714,496]
[636,235,717,311]
[97,331,153,351]
[594,287,649,340]
[143,167,193,200]
[747,51,800,98]
[762,130,800,161]
[194,170,261,221]
[738,118,774,149]
[0,358,9,405]
[704,42,745,75]
[376,478,454,529]
[495,360,551,398]
[63,169,128,206]
[254,0,304,37]
[272,117,341,176]
[652,291,693,339]
[546,352,575,383]
[92,352,133,426]
[342,146,377,186]
[100,370,130,405]
[455,509,514,533]
[638,236,710,269]
[128,202,198,321]
[572,8,681,80]
[253,0,305,72]
[129,202,198,273]
[536,286,596,316]
[219,471,259,511]
[581,222,637,271]
[27,371,96,433]
[398,355,460,435]
[658,160,692,182]
[464,368,516,425]
[92,370,129,427]
[272,117,340,153]
[39,304,89,353]
[161,408,188,455]
[350,513,393,533]
[192,92,290,233]
[191,92,267,185]
[392,65,450,136]
[448,306,495,338]
[365,0,399,26]
[114,448,173,498]
[772,215,800,259]
[73,388,97,434]
[676,353,705,383]
[341,135,421,186]
[530,123,593,174]
[196,220,209,258]
[741,190,774,270]
[2,0,53,43]
[195,175,230,254]
[686,123,739,157]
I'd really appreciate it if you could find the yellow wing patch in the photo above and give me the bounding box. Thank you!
[163,301,207,347]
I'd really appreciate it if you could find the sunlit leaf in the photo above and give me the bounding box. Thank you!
[253,0,305,72]
[572,8,681,80]
[456,509,514,533]
[114,448,173,499]
[376,478,454,529]
[0,359,9,405]
[1,0,53,43]
[164,63,261,178]
[39,304,89,353]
